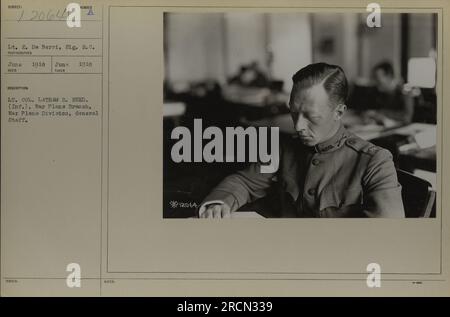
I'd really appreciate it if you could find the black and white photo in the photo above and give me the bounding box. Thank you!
[163,12,437,218]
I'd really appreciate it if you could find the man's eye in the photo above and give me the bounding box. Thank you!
[307,115,320,121]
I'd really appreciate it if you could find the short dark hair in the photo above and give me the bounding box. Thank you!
[292,63,348,105]
[373,61,394,77]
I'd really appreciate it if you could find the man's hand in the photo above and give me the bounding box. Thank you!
[199,203,231,218]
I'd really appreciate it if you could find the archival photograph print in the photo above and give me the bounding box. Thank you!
[163,12,437,218]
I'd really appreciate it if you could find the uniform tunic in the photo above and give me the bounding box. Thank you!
[200,124,405,218]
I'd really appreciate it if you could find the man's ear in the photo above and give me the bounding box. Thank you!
[334,104,347,120]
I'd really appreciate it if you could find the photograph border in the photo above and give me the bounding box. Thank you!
[106,5,444,278]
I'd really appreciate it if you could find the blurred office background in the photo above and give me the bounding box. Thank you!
[163,12,437,218]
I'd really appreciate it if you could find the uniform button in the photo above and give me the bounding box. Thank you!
[347,139,356,145]
[312,158,320,165]
[307,188,316,196]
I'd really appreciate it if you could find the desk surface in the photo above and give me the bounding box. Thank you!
[230,211,265,218]
[191,211,265,219]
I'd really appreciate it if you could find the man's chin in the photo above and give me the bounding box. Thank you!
[298,137,316,146]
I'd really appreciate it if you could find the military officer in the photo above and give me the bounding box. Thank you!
[199,63,405,218]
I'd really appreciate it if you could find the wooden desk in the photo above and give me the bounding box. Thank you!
[230,211,265,218]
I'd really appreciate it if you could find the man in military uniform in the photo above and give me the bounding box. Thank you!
[199,63,405,218]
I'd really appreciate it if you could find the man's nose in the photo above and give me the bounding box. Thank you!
[294,115,308,132]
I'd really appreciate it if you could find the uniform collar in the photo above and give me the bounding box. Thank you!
[313,123,349,154]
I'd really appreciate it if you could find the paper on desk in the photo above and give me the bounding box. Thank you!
[393,123,436,135]
[415,129,436,148]
[394,123,436,148]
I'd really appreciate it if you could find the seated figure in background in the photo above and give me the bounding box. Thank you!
[362,61,414,126]
[228,61,269,88]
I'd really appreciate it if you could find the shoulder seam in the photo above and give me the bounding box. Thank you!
[345,137,382,156]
